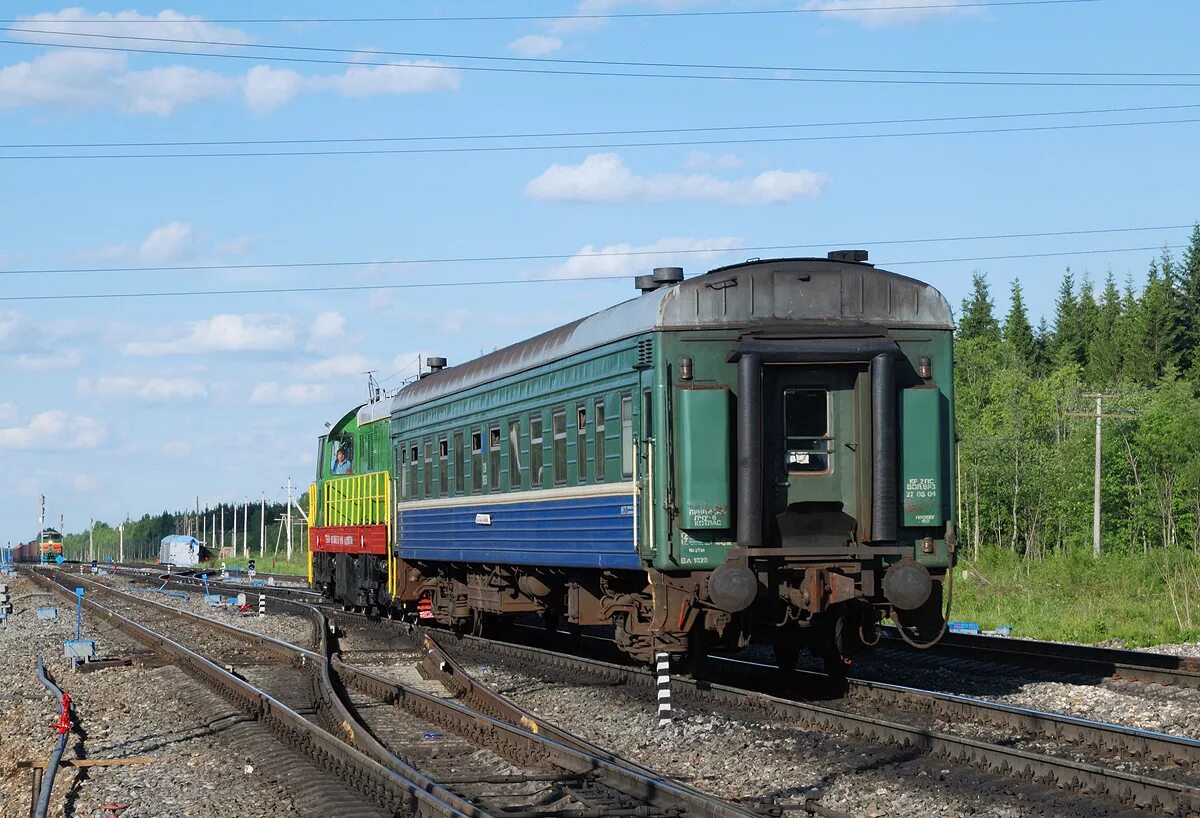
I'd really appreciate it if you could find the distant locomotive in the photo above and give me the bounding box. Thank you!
[309,253,957,667]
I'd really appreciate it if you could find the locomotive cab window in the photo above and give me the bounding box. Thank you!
[330,437,354,475]
[783,389,830,474]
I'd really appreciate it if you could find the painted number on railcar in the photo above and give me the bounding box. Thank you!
[475,513,492,526]
[904,477,939,525]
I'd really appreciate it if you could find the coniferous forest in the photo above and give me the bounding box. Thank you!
[954,224,1200,642]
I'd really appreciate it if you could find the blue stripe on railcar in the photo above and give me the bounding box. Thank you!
[397,492,639,569]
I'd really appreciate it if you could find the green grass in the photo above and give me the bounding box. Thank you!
[216,553,309,577]
[952,546,1200,646]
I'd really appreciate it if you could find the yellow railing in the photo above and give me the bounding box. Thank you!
[316,471,394,600]
[322,470,391,527]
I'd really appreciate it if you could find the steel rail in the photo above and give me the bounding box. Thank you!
[34,568,757,818]
[27,569,482,818]
[147,573,1200,802]
[333,627,761,818]
[426,629,1200,816]
[877,625,1200,689]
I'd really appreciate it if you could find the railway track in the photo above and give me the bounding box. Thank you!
[27,568,767,818]
[873,626,1200,690]
[109,569,1200,813]
[410,624,1200,817]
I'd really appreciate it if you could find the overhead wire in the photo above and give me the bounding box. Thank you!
[0,1,1108,24]
[3,33,1197,87]
[7,103,1196,151]
[1,223,1188,278]
[8,24,1189,79]
[4,116,1197,159]
[0,244,1185,303]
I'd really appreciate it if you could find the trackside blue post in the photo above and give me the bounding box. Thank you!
[74,588,83,642]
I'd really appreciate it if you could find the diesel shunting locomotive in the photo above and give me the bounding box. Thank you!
[308,252,957,667]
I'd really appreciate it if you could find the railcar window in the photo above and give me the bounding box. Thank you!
[316,437,326,481]
[508,420,522,489]
[438,437,448,496]
[783,389,830,473]
[489,425,502,491]
[620,395,633,478]
[576,405,588,482]
[552,408,567,486]
[399,444,408,499]
[454,431,464,495]
[471,431,483,492]
[530,414,544,488]
[594,400,606,482]
[409,445,418,498]
[423,439,433,496]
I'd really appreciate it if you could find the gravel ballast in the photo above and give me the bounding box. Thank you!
[0,572,308,818]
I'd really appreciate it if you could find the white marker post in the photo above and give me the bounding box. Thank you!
[656,651,672,726]
[258,593,266,618]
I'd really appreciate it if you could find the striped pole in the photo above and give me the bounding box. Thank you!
[656,651,672,726]
[258,593,266,618]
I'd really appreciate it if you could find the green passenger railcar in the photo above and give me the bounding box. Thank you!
[311,254,957,667]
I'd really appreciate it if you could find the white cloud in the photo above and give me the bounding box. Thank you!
[685,151,744,169]
[77,221,195,264]
[243,65,303,112]
[508,34,563,56]
[0,50,233,115]
[0,410,106,450]
[72,473,100,493]
[78,376,207,401]
[526,153,827,205]
[310,60,461,96]
[308,311,346,347]
[302,354,373,379]
[213,234,264,256]
[805,0,971,26]
[138,222,195,263]
[15,8,255,49]
[163,441,192,458]
[1,22,457,116]
[14,349,84,371]
[123,314,298,356]
[249,382,329,406]
[0,402,16,424]
[0,311,20,344]
[554,236,742,279]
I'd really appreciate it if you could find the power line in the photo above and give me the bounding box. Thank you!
[5,116,1197,160]
[2,224,1188,278]
[0,1,1106,25]
[7,103,1195,150]
[0,244,1185,303]
[13,24,1187,79]
[5,35,1198,88]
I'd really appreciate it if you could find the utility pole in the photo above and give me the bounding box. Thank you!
[88,518,94,563]
[232,500,238,556]
[220,506,225,553]
[285,478,294,561]
[1068,394,1134,558]
[202,513,206,547]
[119,523,124,563]
[243,499,249,558]
[260,492,266,558]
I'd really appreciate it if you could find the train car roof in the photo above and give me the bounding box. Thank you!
[391,256,952,413]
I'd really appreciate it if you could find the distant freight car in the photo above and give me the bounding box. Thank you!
[309,253,957,669]
[159,535,204,568]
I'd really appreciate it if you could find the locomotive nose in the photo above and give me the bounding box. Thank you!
[881,558,933,611]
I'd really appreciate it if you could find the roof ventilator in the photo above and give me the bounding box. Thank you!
[635,274,659,294]
[652,266,684,285]
[427,357,448,373]
[827,249,872,265]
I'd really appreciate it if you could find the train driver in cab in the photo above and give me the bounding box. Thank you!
[332,446,353,475]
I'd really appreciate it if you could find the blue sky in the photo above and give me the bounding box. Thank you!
[1,0,1196,546]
